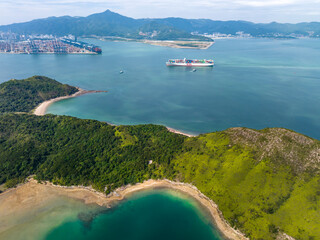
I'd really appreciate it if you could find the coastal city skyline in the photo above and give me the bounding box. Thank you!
[0,0,320,25]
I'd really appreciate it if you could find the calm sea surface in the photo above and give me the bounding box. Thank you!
[0,38,319,138]
[44,190,223,240]
[0,39,319,238]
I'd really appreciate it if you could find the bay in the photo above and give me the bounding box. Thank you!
[44,189,223,240]
[1,38,319,239]
[0,38,319,138]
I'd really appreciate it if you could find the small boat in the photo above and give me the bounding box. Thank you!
[191,69,197,72]
[119,70,124,74]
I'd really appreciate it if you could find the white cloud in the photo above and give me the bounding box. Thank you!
[235,0,297,7]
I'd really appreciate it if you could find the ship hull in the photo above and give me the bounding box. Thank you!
[166,62,214,67]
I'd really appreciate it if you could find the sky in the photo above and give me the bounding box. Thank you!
[0,0,319,25]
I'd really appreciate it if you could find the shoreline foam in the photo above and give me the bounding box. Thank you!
[0,178,247,240]
[166,127,196,137]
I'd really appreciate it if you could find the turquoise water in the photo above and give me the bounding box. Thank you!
[0,38,319,138]
[1,39,319,239]
[44,190,223,240]
[0,195,103,240]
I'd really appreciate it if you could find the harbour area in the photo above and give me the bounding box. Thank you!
[0,32,102,54]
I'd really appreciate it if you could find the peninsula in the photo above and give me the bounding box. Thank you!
[0,76,107,114]
[143,40,214,49]
[0,76,319,240]
[96,36,214,49]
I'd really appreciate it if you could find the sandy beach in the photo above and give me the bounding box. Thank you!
[0,178,247,240]
[32,88,197,137]
[33,88,107,116]
[166,127,196,137]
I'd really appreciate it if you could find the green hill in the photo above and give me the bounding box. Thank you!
[0,77,319,239]
[0,10,208,41]
[0,114,319,239]
[0,76,78,113]
[1,10,319,39]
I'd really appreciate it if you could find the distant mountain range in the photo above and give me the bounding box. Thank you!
[1,10,320,40]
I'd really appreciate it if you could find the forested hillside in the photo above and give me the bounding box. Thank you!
[0,77,319,239]
[1,10,319,39]
[0,113,319,240]
[0,76,78,113]
[0,114,186,191]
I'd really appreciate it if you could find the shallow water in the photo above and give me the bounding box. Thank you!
[44,189,223,240]
[0,195,101,240]
[1,38,318,239]
[0,38,319,138]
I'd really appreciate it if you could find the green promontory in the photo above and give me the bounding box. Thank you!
[0,76,78,113]
[0,77,319,240]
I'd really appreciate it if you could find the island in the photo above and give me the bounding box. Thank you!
[0,76,319,240]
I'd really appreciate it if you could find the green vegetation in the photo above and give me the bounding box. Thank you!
[1,10,319,38]
[172,130,320,239]
[0,10,211,41]
[0,77,319,239]
[175,43,200,47]
[0,114,185,193]
[0,114,319,239]
[0,76,78,113]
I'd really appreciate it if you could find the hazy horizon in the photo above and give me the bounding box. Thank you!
[0,0,319,25]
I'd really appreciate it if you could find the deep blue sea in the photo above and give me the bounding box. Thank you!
[0,38,319,138]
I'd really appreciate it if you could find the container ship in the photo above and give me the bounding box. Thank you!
[166,58,214,67]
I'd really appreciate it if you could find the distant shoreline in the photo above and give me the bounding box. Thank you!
[0,52,98,55]
[142,40,214,49]
[0,178,247,240]
[95,37,214,49]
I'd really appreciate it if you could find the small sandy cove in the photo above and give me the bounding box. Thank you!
[0,178,247,240]
[33,88,107,116]
[166,127,196,137]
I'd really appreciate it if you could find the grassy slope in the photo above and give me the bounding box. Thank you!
[0,76,78,113]
[172,129,320,239]
[0,114,319,239]
[0,77,319,239]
